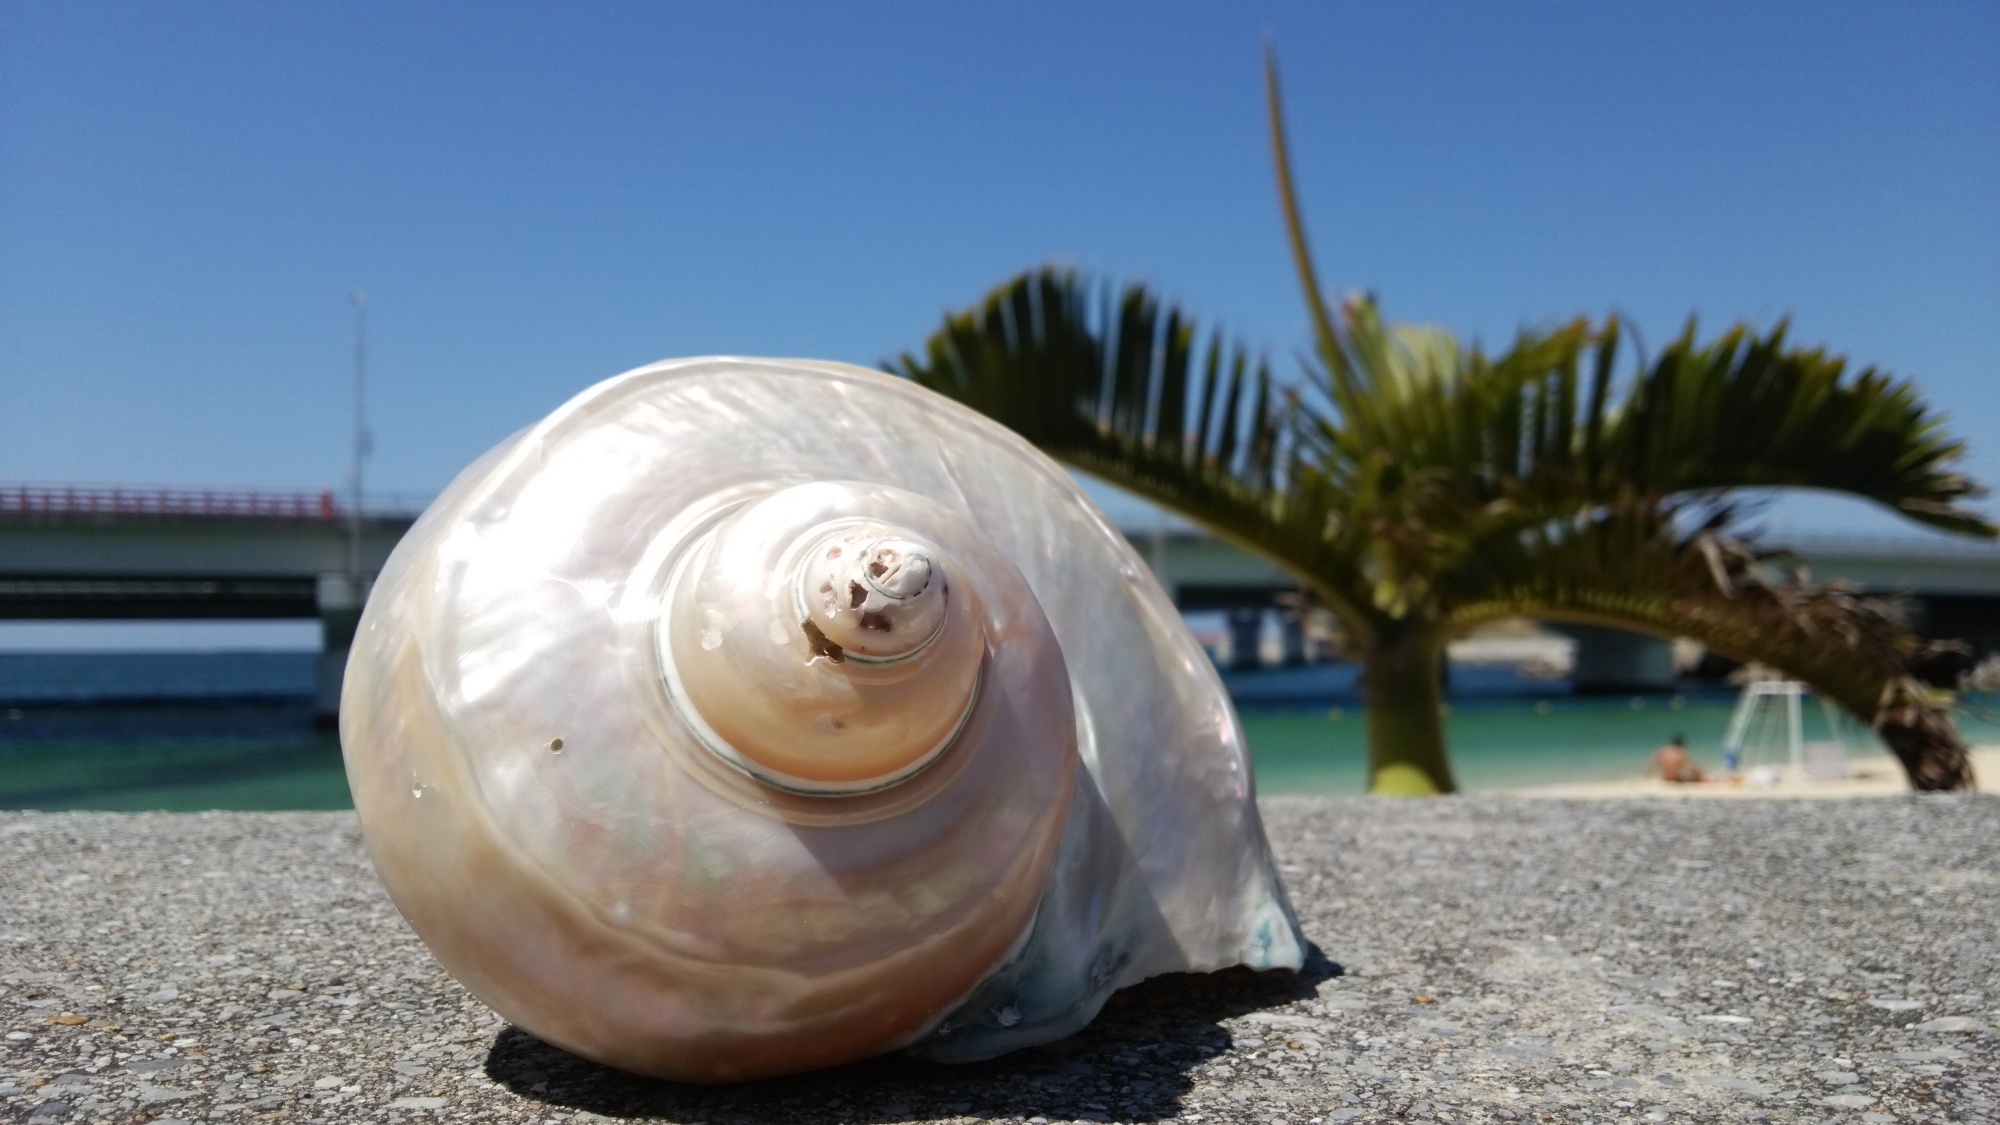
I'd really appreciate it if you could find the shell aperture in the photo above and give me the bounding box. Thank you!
[340,357,1304,1082]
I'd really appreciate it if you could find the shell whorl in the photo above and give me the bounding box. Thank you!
[658,487,986,796]
[798,532,949,663]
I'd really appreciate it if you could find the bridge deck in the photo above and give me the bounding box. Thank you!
[4,485,1997,617]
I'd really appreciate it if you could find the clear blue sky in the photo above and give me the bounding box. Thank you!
[4,1,1997,537]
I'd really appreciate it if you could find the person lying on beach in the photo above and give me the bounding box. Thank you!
[1648,735,1705,783]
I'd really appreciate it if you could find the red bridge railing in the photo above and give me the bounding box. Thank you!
[2,483,349,520]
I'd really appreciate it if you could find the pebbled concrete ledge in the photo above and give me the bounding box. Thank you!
[3,796,1997,1124]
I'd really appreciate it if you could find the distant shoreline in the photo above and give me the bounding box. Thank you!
[1510,745,1998,798]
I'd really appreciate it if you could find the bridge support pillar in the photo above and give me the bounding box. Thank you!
[1553,624,1676,693]
[1279,607,1308,666]
[316,573,370,722]
[1226,608,1265,670]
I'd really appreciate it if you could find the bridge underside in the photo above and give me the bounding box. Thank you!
[1910,594,2000,655]
[1164,580,2000,685]
[1171,584,1295,612]
[0,576,319,620]
[0,572,365,720]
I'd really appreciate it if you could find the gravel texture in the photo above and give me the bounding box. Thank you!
[3,796,1997,1125]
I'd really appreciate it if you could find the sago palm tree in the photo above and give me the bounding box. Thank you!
[892,57,1993,794]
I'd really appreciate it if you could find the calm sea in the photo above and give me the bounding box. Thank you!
[2,653,1987,810]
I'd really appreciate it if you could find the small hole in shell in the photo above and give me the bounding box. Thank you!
[548,737,564,754]
[848,580,867,610]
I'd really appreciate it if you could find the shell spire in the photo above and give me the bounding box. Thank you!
[659,496,988,796]
[799,534,947,664]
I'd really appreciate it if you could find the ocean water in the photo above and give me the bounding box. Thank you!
[0,651,321,704]
[0,653,345,811]
[1,653,1989,810]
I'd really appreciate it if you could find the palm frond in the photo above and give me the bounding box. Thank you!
[1261,42,1993,544]
[890,50,1988,791]
[1603,322,1993,536]
[1302,307,1993,547]
[1264,47,1340,368]
[889,269,1377,634]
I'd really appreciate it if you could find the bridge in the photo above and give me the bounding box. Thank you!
[1128,523,2000,687]
[0,484,414,715]
[5,482,1997,712]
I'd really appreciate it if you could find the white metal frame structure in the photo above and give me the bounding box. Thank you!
[1720,679,1850,780]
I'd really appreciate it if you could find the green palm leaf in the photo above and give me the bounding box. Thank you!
[889,50,1992,792]
[1605,322,1988,534]
[897,265,1989,792]
[892,270,1381,636]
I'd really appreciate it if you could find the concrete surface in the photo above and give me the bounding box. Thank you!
[3,796,1996,1124]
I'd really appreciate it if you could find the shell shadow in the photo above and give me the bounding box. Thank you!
[482,945,1341,1124]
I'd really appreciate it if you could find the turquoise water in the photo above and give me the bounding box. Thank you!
[1249,697,1738,794]
[1245,694,2000,794]
[0,703,350,811]
[0,653,348,811]
[2,654,1992,809]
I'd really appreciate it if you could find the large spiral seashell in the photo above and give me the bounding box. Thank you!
[341,358,1303,1082]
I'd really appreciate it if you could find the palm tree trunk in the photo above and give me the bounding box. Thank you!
[1877,716,1977,791]
[1361,631,1459,795]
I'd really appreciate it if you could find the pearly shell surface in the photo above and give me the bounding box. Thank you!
[340,357,1303,1083]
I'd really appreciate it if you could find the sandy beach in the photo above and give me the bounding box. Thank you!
[1511,745,2000,799]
